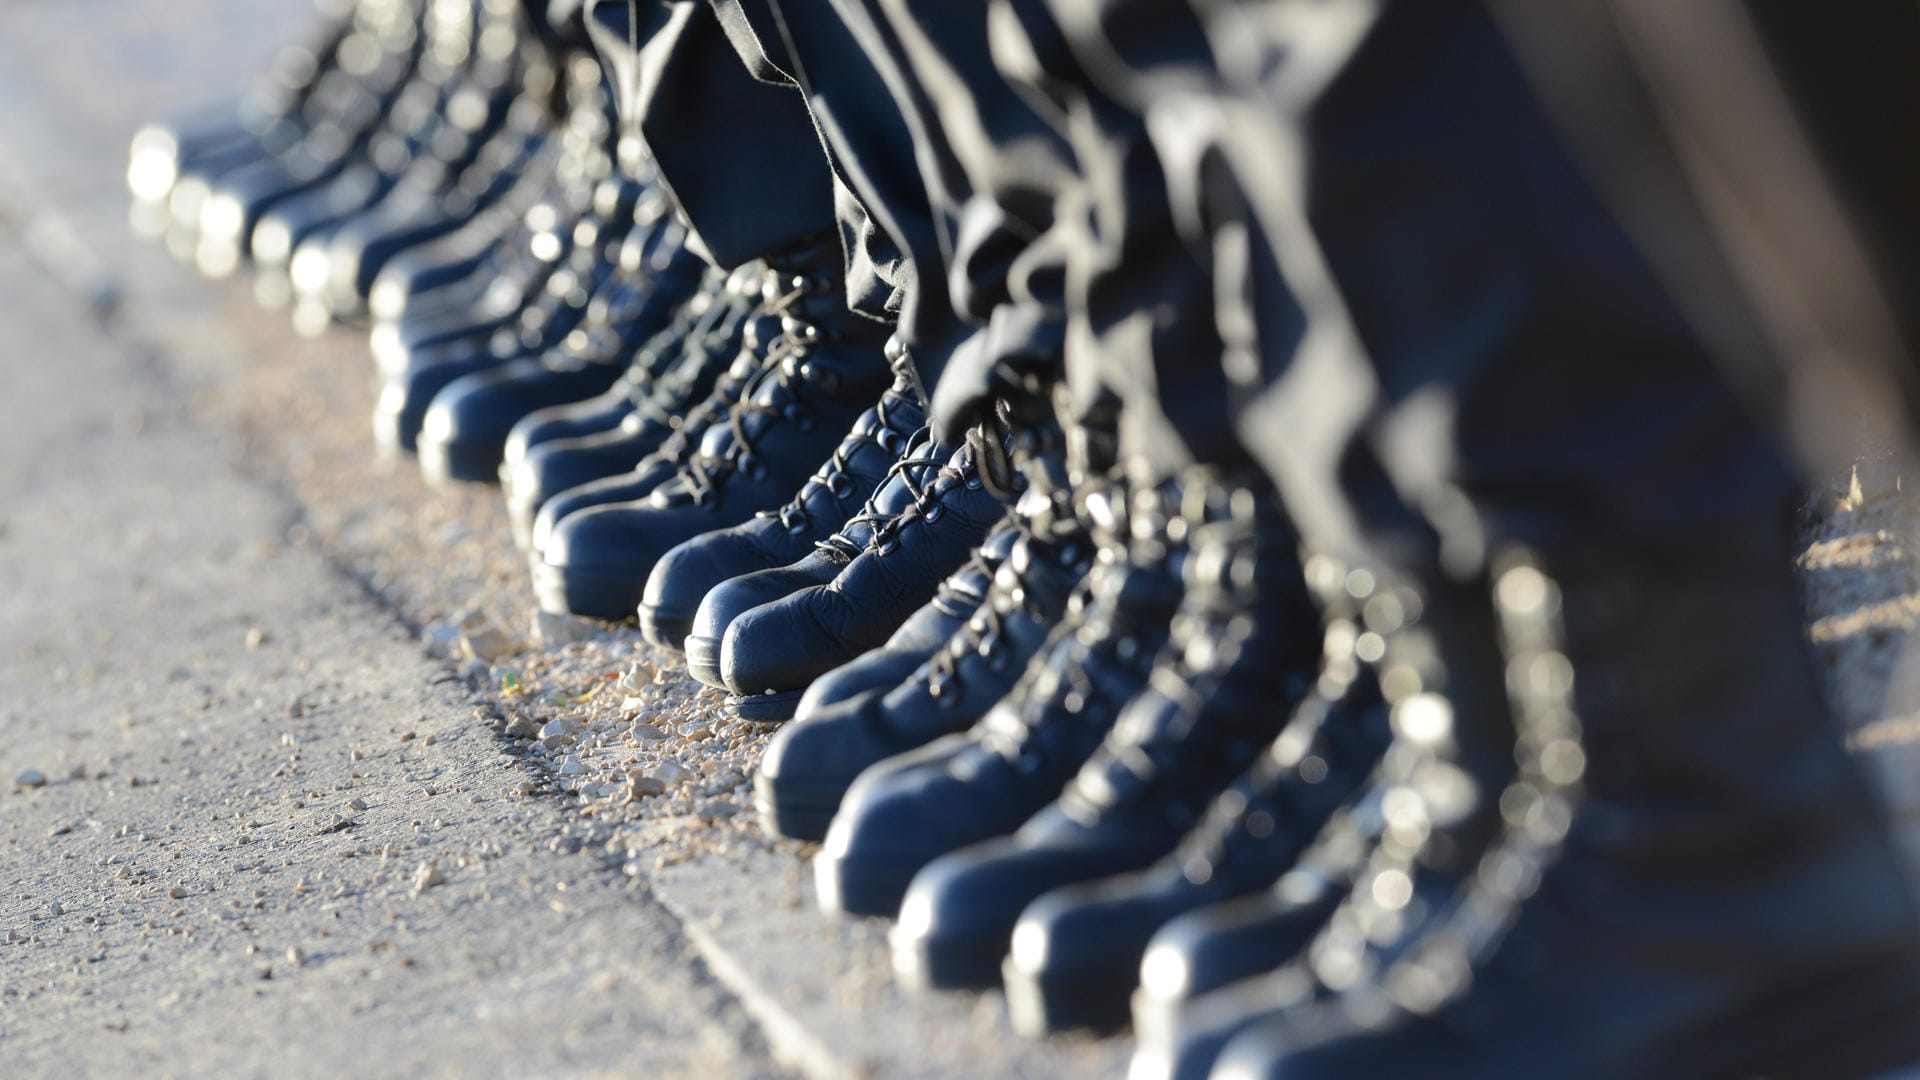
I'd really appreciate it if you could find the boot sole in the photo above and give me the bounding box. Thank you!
[506,493,538,552]
[530,559,644,623]
[726,689,803,724]
[638,607,694,652]
[752,770,845,843]
[683,635,726,688]
[814,849,922,919]
[1003,953,1133,1036]
[419,436,505,487]
[372,400,417,457]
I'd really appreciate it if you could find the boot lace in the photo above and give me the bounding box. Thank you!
[621,270,749,418]
[1261,554,1583,1020]
[676,271,844,506]
[775,345,925,533]
[812,427,946,561]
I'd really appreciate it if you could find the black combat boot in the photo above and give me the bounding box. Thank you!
[754,390,1098,841]
[1001,590,1393,1033]
[759,374,1074,719]
[250,31,556,309]
[524,292,786,560]
[789,522,1017,730]
[716,427,1012,723]
[128,0,365,234]
[502,264,752,547]
[638,339,929,649]
[500,265,733,469]
[754,511,1089,841]
[196,0,487,279]
[886,469,1322,993]
[681,427,951,690]
[373,173,645,455]
[813,475,1185,918]
[199,0,525,281]
[1133,561,1526,1080]
[531,237,894,621]
[1130,882,1345,1048]
[146,0,427,257]
[367,189,571,370]
[1204,535,1920,1080]
[365,130,611,370]
[415,208,706,483]
[299,7,591,320]
[358,138,561,323]
[333,4,603,323]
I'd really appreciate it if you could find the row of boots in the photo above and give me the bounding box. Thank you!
[131,0,1920,1076]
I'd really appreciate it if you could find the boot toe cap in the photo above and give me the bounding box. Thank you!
[648,528,790,637]
[530,466,671,557]
[720,588,863,695]
[510,429,650,511]
[894,833,1150,989]
[794,647,925,721]
[760,688,904,791]
[1212,1013,1369,1080]
[1014,872,1183,987]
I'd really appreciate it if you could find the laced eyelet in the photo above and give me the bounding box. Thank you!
[876,428,901,455]
[923,503,945,524]
[964,470,984,491]
[828,472,855,498]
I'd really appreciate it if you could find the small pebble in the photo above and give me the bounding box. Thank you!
[420,620,463,658]
[412,862,446,894]
[649,762,694,787]
[617,662,655,693]
[166,887,186,900]
[557,755,585,777]
[459,623,514,664]
[245,627,267,650]
[630,724,667,743]
[14,769,47,791]
[531,609,598,649]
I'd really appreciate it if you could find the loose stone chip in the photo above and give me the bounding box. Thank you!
[459,622,515,664]
[412,862,446,894]
[532,609,599,649]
